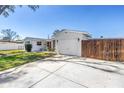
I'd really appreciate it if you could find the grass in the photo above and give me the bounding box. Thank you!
[0,50,56,71]
[0,50,25,55]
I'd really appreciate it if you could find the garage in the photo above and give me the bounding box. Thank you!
[52,29,91,56]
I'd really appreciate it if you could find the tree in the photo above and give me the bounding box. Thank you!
[0,5,39,17]
[1,29,20,41]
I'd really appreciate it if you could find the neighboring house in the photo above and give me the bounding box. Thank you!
[24,37,52,51]
[52,29,91,56]
[0,40,24,50]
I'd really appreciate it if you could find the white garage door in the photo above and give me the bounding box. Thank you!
[58,39,79,56]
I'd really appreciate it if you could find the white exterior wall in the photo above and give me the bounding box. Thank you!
[56,39,81,56]
[54,31,90,56]
[31,40,42,51]
[0,42,24,50]
[24,39,48,52]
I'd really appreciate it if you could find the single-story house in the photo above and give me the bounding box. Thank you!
[24,37,53,51]
[0,40,24,50]
[52,29,92,56]
[24,29,91,56]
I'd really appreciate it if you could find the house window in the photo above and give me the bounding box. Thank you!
[37,41,42,45]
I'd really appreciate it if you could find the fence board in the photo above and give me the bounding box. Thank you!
[81,39,124,62]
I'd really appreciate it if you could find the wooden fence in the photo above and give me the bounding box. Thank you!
[81,39,124,62]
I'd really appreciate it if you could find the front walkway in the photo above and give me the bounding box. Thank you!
[0,55,124,88]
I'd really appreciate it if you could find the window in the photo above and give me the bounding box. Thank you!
[37,41,42,45]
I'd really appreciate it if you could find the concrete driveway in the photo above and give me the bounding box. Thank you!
[0,55,124,88]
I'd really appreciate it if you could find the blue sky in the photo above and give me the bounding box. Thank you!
[0,5,124,39]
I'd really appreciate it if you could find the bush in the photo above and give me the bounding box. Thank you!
[47,48,55,51]
[25,44,32,52]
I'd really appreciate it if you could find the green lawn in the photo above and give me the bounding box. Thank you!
[0,50,25,55]
[0,50,55,71]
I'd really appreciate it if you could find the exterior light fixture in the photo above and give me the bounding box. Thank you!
[78,38,80,42]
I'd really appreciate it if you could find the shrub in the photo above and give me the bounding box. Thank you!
[47,48,55,51]
[25,44,32,52]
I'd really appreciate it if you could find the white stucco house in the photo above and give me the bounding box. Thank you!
[24,37,52,51]
[24,29,91,56]
[52,29,91,56]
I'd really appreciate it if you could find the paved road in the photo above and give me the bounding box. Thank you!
[0,55,124,88]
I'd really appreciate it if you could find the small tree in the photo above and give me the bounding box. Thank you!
[25,44,32,52]
[1,29,19,41]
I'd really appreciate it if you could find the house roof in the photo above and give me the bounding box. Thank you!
[52,29,91,38]
[24,37,45,40]
[60,29,91,35]
[0,40,23,43]
[24,37,52,41]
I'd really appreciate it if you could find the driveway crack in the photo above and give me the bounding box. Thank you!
[28,64,66,88]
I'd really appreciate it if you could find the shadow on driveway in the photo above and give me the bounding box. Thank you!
[42,56,124,75]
